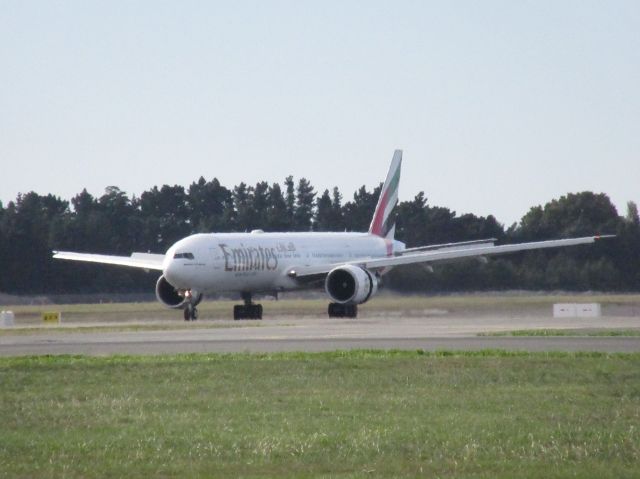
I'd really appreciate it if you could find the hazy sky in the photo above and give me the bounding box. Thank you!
[1,1,638,226]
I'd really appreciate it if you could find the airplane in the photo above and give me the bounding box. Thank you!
[53,150,611,320]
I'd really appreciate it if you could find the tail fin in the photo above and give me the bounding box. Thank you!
[368,149,402,237]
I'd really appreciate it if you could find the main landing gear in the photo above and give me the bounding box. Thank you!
[328,303,358,318]
[234,292,263,320]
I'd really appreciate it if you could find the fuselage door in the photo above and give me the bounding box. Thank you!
[210,247,223,271]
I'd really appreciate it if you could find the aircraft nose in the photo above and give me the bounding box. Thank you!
[163,259,185,288]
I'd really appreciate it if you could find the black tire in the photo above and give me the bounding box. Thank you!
[183,308,191,321]
[330,303,357,318]
[191,307,198,321]
[233,305,244,320]
[328,303,344,318]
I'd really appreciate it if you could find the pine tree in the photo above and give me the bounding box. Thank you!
[294,178,316,231]
[315,189,333,231]
[187,177,232,232]
[266,183,290,231]
[284,175,296,226]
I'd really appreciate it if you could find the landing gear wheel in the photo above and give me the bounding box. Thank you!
[328,303,358,318]
[233,296,263,320]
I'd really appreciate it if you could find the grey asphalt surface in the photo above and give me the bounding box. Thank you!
[1,314,639,355]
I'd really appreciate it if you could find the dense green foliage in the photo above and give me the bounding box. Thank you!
[1,351,639,478]
[0,176,638,294]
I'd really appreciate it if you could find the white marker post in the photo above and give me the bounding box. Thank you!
[1,311,15,327]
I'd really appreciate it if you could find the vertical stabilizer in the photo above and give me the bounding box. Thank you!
[368,150,402,237]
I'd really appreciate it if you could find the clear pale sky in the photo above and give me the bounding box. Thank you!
[1,1,638,226]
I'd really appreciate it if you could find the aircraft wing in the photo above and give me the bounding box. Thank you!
[399,238,497,254]
[53,251,165,271]
[287,235,613,278]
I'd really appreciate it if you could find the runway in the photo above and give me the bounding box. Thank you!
[1,314,639,355]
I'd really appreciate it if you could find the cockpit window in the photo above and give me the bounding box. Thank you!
[173,252,195,260]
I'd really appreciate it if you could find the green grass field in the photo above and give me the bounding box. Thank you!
[1,351,639,478]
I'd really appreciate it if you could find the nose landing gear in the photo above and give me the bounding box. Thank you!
[182,290,200,321]
[234,292,263,320]
[183,304,198,321]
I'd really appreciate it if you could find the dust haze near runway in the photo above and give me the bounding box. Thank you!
[2,313,639,356]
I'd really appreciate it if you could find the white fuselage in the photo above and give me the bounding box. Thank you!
[162,232,405,294]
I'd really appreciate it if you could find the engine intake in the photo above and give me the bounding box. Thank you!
[155,275,202,309]
[325,265,378,305]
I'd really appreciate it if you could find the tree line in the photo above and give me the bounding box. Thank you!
[0,175,638,295]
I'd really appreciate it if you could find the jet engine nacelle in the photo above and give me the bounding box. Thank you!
[155,275,202,309]
[325,265,378,305]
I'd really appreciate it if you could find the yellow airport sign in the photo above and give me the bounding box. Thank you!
[42,312,61,324]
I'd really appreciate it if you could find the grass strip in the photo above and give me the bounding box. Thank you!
[0,322,268,336]
[479,329,640,337]
[1,350,639,478]
[5,293,640,320]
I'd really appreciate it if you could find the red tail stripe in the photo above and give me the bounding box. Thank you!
[370,189,389,236]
